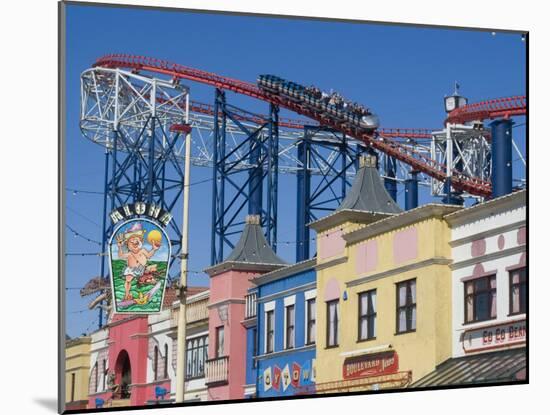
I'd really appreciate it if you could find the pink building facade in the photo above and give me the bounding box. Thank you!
[204,215,286,400]
[87,288,210,409]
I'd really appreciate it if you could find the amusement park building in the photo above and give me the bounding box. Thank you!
[86,287,209,409]
[413,190,527,386]
[65,336,92,410]
[204,214,286,401]
[310,154,461,392]
[244,258,317,398]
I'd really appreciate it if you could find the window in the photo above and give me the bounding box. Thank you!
[164,344,169,379]
[266,310,275,353]
[326,300,339,347]
[510,268,527,315]
[396,279,416,333]
[93,362,98,393]
[186,335,208,379]
[153,346,159,380]
[358,290,377,341]
[252,328,258,356]
[464,275,496,323]
[102,359,107,391]
[285,304,295,349]
[306,298,316,345]
[215,326,224,358]
[71,373,75,402]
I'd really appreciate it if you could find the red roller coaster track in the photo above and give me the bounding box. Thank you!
[188,99,434,139]
[93,54,525,197]
[446,96,526,125]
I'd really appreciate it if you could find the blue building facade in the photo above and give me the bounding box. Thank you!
[244,259,317,398]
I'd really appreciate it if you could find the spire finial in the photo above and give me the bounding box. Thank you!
[359,154,378,168]
[245,214,261,225]
[453,81,460,96]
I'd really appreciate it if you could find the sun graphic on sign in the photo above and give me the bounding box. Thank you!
[147,229,163,247]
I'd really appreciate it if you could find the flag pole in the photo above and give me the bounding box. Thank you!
[175,90,191,403]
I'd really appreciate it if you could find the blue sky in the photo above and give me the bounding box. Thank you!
[64,4,526,337]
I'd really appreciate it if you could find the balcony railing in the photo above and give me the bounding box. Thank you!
[244,292,257,319]
[205,356,229,385]
[171,297,209,327]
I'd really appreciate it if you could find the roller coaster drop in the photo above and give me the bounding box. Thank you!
[80,55,526,310]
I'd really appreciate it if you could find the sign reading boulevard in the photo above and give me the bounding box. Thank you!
[108,203,173,314]
[462,319,526,353]
[343,351,399,379]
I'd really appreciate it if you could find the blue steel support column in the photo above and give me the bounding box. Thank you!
[211,89,227,265]
[296,131,311,262]
[248,132,263,216]
[384,156,397,202]
[341,135,347,200]
[266,103,279,249]
[491,119,513,198]
[442,178,463,205]
[405,170,418,210]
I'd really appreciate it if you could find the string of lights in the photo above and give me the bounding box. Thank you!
[67,206,102,227]
[66,187,104,195]
[66,224,102,245]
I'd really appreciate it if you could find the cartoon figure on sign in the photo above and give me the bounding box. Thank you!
[109,219,171,313]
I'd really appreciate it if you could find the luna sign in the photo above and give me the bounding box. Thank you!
[108,202,173,314]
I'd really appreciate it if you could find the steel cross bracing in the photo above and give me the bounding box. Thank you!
[79,66,482,265]
[209,89,281,264]
[81,60,526,267]
[81,68,434,180]
[92,54,495,197]
[430,125,492,199]
[80,67,190,298]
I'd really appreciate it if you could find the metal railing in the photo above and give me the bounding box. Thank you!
[171,298,209,327]
[244,292,257,319]
[205,356,229,385]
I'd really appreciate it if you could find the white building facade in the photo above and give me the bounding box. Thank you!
[447,190,526,359]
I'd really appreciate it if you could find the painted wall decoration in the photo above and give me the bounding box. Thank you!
[108,218,171,313]
[260,357,316,396]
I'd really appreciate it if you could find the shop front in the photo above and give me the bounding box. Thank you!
[413,190,527,387]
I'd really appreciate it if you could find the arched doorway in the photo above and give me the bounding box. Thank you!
[114,350,132,399]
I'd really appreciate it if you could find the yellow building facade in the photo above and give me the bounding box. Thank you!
[312,204,460,392]
[65,336,92,410]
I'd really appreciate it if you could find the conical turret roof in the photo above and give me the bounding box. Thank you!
[204,215,286,276]
[225,215,286,265]
[337,154,402,214]
[310,154,402,232]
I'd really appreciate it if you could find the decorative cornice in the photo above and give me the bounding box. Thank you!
[204,261,285,277]
[254,344,316,361]
[309,210,394,233]
[207,298,246,309]
[66,336,91,347]
[252,258,316,286]
[257,282,316,304]
[449,220,526,247]
[450,245,526,270]
[241,317,257,329]
[106,315,147,329]
[346,257,452,288]
[444,190,526,226]
[343,204,461,246]
[65,365,91,372]
[315,255,348,271]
